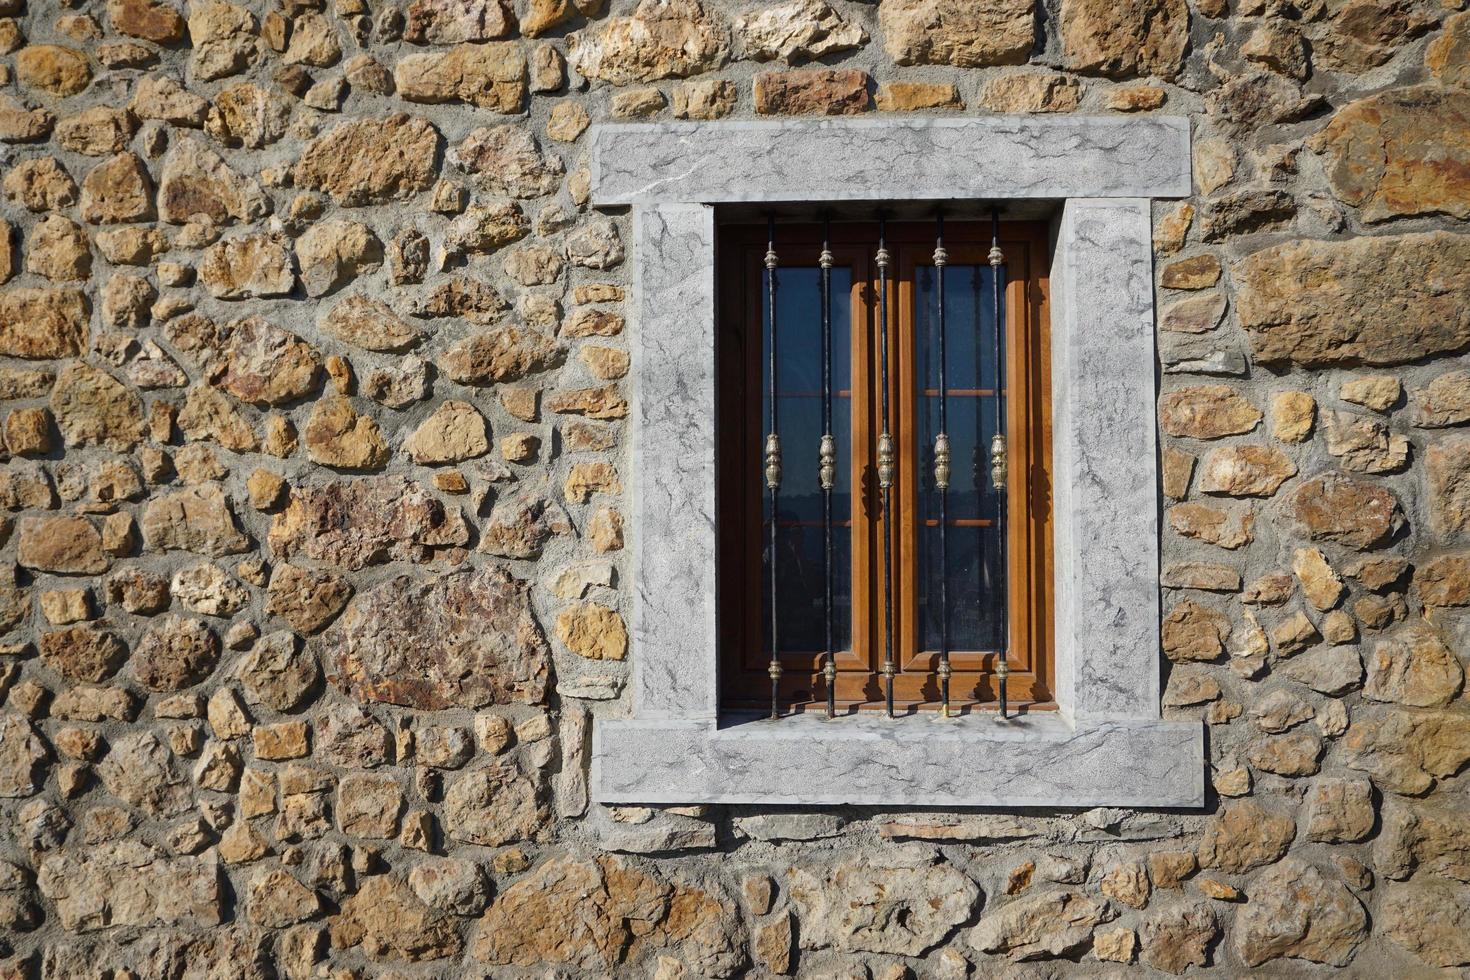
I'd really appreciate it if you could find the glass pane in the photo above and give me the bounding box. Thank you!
[762,264,853,656]
[914,262,1007,653]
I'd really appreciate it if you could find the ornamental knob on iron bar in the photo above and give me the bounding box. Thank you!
[990,433,1007,492]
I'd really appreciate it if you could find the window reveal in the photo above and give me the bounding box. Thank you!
[718,214,1054,718]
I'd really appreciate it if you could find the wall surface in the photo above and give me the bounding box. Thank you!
[0,0,1467,976]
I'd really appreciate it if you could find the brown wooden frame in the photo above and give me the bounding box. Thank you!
[717,219,1054,714]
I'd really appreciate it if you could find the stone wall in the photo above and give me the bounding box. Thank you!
[0,0,1466,975]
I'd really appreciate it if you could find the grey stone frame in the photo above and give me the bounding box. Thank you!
[587,117,1205,807]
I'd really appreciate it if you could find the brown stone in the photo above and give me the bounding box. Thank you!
[404,400,490,464]
[199,234,294,299]
[754,69,871,115]
[1381,878,1470,968]
[1365,623,1464,707]
[303,397,388,471]
[1167,502,1253,550]
[1417,554,1469,607]
[97,730,191,815]
[980,73,1083,113]
[240,631,318,712]
[0,95,54,142]
[1281,473,1404,550]
[875,81,962,112]
[1322,411,1409,474]
[1312,0,1436,73]
[1160,254,1220,290]
[1139,904,1218,975]
[25,214,90,281]
[1427,435,1470,538]
[454,124,564,198]
[1160,294,1225,334]
[567,0,728,85]
[167,314,321,406]
[1197,801,1295,873]
[50,362,143,451]
[268,476,469,570]
[443,760,546,847]
[1161,448,1194,499]
[266,564,352,634]
[294,115,442,207]
[880,0,1032,67]
[330,875,462,962]
[1292,547,1344,611]
[294,220,382,298]
[546,385,628,419]
[968,889,1115,961]
[1237,233,1470,368]
[17,45,92,97]
[1344,707,1470,794]
[108,0,185,43]
[1427,10,1470,88]
[1061,0,1189,79]
[1233,859,1366,967]
[405,0,514,44]
[37,842,220,932]
[1160,386,1261,440]
[673,78,739,118]
[1248,730,1323,777]
[322,295,422,352]
[395,42,525,110]
[18,515,107,574]
[1162,600,1229,662]
[79,153,152,224]
[134,615,219,691]
[0,287,87,359]
[324,566,548,709]
[1198,445,1294,497]
[142,483,251,557]
[247,869,319,929]
[178,385,258,452]
[1305,777,1376,843]
[439,326,564,385]
[1110,84,1167,111]
[555,603,627,661]
[1412,370,1470,428]
[158,135,268,225]
[40,625,126,682]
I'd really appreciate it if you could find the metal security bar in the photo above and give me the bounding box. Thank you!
[758,212,1013,720]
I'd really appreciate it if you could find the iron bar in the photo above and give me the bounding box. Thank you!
[765,215,782,720]
[876,216,896,718]
[933,212,952,718]
[820,217,837,719]
[989,208,1010,720]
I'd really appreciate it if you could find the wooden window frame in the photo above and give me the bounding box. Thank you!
[717,219,1055,714]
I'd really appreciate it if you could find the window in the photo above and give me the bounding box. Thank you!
[717,217,1053,715]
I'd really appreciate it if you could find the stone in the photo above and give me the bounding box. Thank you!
[1292,548,1344,611]
[240,631,318,712]
[1061,0,1188,79]
[1281,474,1404,550]
[0,289,86,360]
[1418,554,1470,607]
[247,869,319,929]
[481,495,570,558]
[199,234,294,299]
[37,842,220,931]
[337,772,402,838]
[405,0,514,44]
[1139,903,1217,974]
[178,385,258,452]
[97,730,191,815]
[171,315,322,407]
[1324,411,1410,474]
[322,295,422,352]
[0,95,55,142]
[1365,623,1463,707]
[1197,446,1294,497]
[1160,294,1225,335]
[189,2,257,80]
[0,714,48,796]
[266,564,352,634]
[880,0,1032,67]
[1198,801,1294,873]
[980,73,1083,113]
[4,158,78,212]
[109,0,185,42]
[210,85,290,150]
[1233,859,1366,967]
[1237,233,1470,368]
[79,153,152,224]
[134,615,219,691]
[1312,0,1436,73]
[158,136,268,225]
[1247,730,1323,777]
[1340,376,1401,412]
[410,858,489,915]
[454,124,565,198]
[874,81,962,112]
[438,326,564,384]
[1345,708,1470,794]
[57,108,136,157]
[303,397,389,470]
[171,562,249,616]
[1412,370,1470,428]
[968,889,1115,961]
[1160,386,1261,440]
[50,362,143,451]
[567,0,729,84]
[1197,190,1295,241]
[294,220,382,298]
[1428,436,1470,538]
[17,45,92,97]
[404,400,489,464]
[1159,254,1220,290]
[395,42,525,110]
[631,83,716,126]
[330,875,462,961]
[546,101,590,142]
[269,476,469,569]
[781,858,978,956]
[25,214,90,281]
[325,566,548,709]
[754,69,871,115]
[443,761,545,846]
[1381,878,1470,967]
[566,217,625,269]
[294,115,441,207]
[1306,777,1375,843]
[17,515,106,575]
[1100,861,1150,910]
[555,603,627,661]
[733,0,867,63]
[1162,600,1228,661]
[143,483,250,557]
[282,12,340,66]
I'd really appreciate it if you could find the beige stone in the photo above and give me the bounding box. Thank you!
[17,45,92,97]
[880,0,1032,67]
[294,115,441,206]
[395,42,525,110]
[25,215,90,282]
[1281,473,1404,550]
[980,73,1083,113]
[555,603,627,661]
[1427,435,1470,538]
[1198,445,1295,497]
[0,286,89,358]
[1160,386,1261,440]
[673,78,738,118]
[1061,0,1188,78]
[405,400,490,464]
[1198,800,1295,873]
[567,0,728,84]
